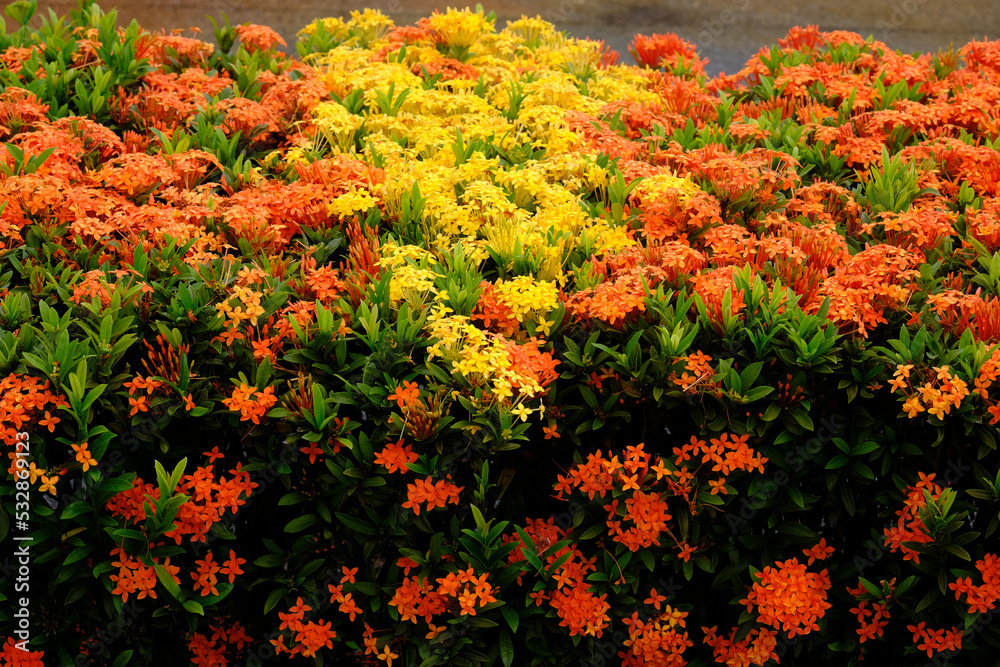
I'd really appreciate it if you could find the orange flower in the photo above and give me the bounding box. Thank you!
[37,410,59,432]
[191,552,221,597]
[387,380,421,411]
[401,476,463,515]
[221,383,278,424]
[219,549,246,583]
[71,442,97,472]
[373,438,418,474]
[802,538,835,565]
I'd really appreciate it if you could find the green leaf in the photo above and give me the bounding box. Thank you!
[183,600,204,615]
[499,628,514,667]
[471,504,487,535]
[61,502,92,520]
[335,512,378,535]
[284,514,319,533]
[826,454,850,469]
[761,402,782,422]
[859,577,881,597]
[154,564,183,601]
[278,491,308,506]
[500,605,519,633]
[264,588,286,614]
[944,544,972,561]
[514,526,542,571]
[112,650,133,667]
[254,554,285,568]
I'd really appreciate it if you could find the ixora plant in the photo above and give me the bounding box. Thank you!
[4,0,1000,664]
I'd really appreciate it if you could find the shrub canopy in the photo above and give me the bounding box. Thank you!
[3,2,1000,666]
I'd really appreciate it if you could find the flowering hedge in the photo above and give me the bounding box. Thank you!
[3,0,1000,664]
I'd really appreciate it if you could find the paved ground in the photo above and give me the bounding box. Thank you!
[36,0,1000,75]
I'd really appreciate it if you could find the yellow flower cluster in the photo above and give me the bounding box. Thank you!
[426,307,547,400]
[311,101,364,154]
[380,240,440,305]
[428,8,493,48]
[635,173,703,204]
[287,7,692,413]
[492,276,559,327]
[293,7,663,270]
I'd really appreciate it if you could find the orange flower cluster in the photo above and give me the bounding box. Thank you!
[628,33,706,74]
[272,597,337,658]
[191,551,225,597]
[702,626,779,667]
[109,546,179,602]
[690,266,748,334]
[568,274,650,329]
[502,516,566,583]
[672,351,716,393]
[0,373,65,448]
[619,606,693,666]
[386,380,421,411]
[548,582,612,638]
[555,437,765,551]
[472,282,520,336]
[927,289,1000,344]
[741,557,832,638]
[973,348,1000,421]
[502,517,610,636]
[187,621,253,667]
[373,438,418,474]
[905,622,963,658]
[883,472,942,563]
[568,244,704,329]
[0,637,44,666]
[123,373,166,417]
[802,538,835,565]
[70,442,98,472]
[949,552,1000,613]
[104,476,157,521]
[412,57,480,81]
[389,566,496,624]
[664,434,767,510]
[501,338,560,396]
[360,622,400,666]
[400,475,463,515]
[846,580,891,643]
[105,462,256,544]
[235,23,287,53]
[965,197,1000,250]
[888,363,969,420]
[221,383,278,424]
[635,187,722,242]
[604,489,672,551]
[817,244,921,337]
[166,463,257,543]
[862,202,957,252]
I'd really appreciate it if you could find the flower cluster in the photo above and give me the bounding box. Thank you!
[741,557,832,638]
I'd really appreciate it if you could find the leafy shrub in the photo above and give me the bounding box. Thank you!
[2,3,1000,666]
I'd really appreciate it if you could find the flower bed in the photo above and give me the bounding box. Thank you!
[3,1,1000,664]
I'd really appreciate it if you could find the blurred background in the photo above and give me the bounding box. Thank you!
[34,0,1000,74]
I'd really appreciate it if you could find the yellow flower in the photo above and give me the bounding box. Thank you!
[511,403,532,422]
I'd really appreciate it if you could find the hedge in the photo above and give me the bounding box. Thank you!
[2,1,1000,665]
